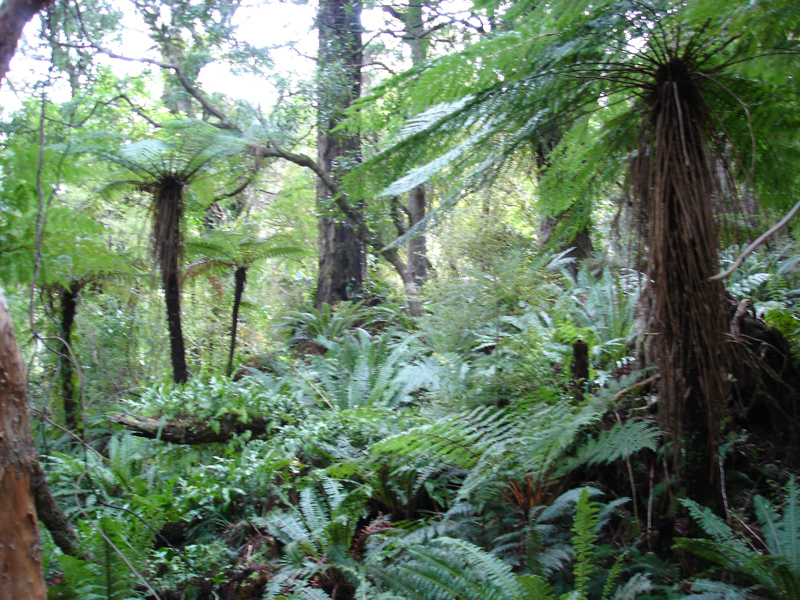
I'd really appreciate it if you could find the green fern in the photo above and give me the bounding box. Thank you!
[305,329,428,409]
[676,478,800,599]
[264,479,371,599]
[374,492,645,600]
[572,489,600,599]
[371,375,655,506]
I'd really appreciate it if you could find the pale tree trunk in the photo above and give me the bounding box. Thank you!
[0,287,47,598]
[385,2,431,316]
[405,5,429,315]
[0,0,52,87]
[315,0,366,307]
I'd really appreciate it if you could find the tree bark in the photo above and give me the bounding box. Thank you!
[226,266,247,377]
[113,413,273,445]
[315,0,367,307]
[58,282,81,432]
[0,0,52,87]
[164,270,188,384]
[0,287,47,598]
[403,3,430,298]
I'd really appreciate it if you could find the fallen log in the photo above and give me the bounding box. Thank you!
[112,414,273,444]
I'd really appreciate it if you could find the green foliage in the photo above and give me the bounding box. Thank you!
[371,374,655,507]
[185,228,310,278]
[121,374,305,425]
[308,328,431,408]
[374,489,645,600]
[554,266,640,373]
[263,479,373,599]
[676,479,800,599]
[572,489,600,599]
[283,301,366,349]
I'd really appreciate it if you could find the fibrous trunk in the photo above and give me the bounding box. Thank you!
[59,282,80,431]
[633,56,731,506]
[154,177,189,384]
[227,266,247,377]
[0,287,47,598]
[316,0,366,307]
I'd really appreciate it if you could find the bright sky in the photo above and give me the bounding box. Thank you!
[0,1,390,118]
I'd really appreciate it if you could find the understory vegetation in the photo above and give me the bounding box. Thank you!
[2,0,800,599]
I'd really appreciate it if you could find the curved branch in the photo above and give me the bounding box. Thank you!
[710,198,800,280]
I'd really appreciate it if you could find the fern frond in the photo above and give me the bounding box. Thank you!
[571,420,661,469]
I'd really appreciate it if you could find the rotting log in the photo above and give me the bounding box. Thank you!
[112,414,274,444]
[0,287,47,598]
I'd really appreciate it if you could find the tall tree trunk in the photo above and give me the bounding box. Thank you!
[384,2,432,316]
[539,213,594,280]
[0,287,47,598]
[164,270,188,384]
[154,177,189,384]
[406,185,427,316]
[404,3,430,295]
[59,282,80,431]
[315,0,366,307]
[226,266,246,377]
[0,0,52,87]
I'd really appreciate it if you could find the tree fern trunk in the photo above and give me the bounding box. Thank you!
[633,56,733,508]
[164,269,188,384]
[59,282,80,431]
[154,177,188,384]
[227,266,246,377]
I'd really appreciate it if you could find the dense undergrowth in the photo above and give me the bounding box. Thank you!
[27,240,800,600]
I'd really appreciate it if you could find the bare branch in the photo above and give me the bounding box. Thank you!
[710,199,800,280]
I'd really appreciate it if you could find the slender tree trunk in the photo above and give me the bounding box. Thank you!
[0,287,47,598]
[164,270,188,384]
[539,213,594,280]
[0,0,52,87]
[404,3,430,297]
[226,266,246,377]
[154,177,189,384]
[59,282,80,431]
[315,0,366,307]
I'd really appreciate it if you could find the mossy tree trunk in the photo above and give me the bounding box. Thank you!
[315,0,367,307]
